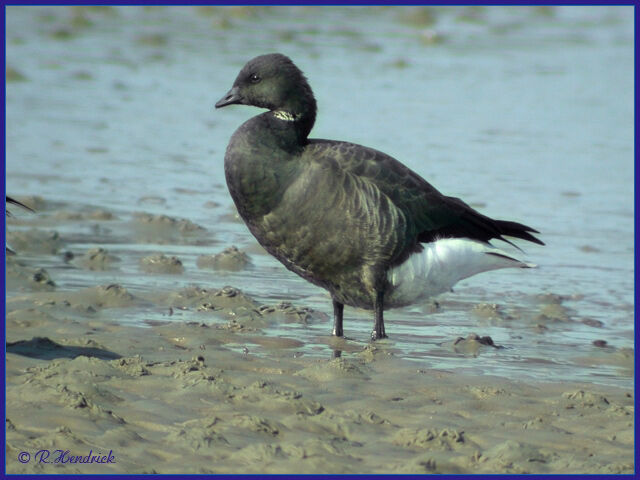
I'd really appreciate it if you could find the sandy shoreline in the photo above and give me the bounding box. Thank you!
[6,275,634,474]
[5,196,635,474]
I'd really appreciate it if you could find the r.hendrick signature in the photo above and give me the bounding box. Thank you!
[18,449,115,465]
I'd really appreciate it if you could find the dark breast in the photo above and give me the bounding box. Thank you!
[224,116,301,220]
[225,124,413,308]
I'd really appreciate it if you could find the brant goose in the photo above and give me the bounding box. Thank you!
[215,53,543,340]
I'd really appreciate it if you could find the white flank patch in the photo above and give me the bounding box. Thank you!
[386,238,535,307]
[273,110,296,121]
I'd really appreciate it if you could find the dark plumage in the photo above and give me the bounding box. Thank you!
[6,196,33,216]
[215,53,543,340]
[6,196,34,254]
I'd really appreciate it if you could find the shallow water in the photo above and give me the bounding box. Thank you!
[6,6,634,388]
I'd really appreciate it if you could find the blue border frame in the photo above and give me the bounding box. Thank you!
[1,2,637,479]
[2,3,7,479]
[2,1,638,5]
[634,4,639,480]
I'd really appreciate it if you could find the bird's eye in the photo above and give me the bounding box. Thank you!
[249,73,261,84]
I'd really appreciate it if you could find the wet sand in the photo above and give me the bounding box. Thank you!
[5,198,634,474]
[6,295,634,474]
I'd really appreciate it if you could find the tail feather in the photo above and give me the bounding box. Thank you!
[6,196,35,214]
[419,197,545,249]
[495,220,545,246]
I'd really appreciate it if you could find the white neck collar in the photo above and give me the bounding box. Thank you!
[272,110,297,121]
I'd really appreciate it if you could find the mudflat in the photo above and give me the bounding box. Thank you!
[6,227,633,473]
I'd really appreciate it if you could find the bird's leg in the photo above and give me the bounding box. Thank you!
[332,299,344,337]
[371,290,387,340]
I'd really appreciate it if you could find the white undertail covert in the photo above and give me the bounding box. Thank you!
[386,238,535,307]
